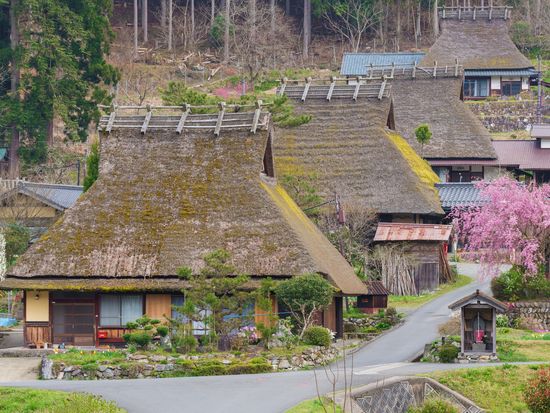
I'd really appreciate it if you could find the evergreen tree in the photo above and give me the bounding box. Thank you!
[83,141,99,191]
[0,0,118,171]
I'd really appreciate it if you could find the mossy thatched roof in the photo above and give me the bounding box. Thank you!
[273,97,443,216]
[4,125,367,295]
[422,20,533,70]
[392,77,496,159]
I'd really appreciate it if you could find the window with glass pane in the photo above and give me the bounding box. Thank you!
[464,79,475,97]
[100,295,143,327]
[477,79,489,97]
[502,81,521,96]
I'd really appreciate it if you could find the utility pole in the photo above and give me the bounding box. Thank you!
[76,160,81,186]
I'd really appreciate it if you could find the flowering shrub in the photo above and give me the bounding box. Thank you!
[452,177,550,277]
[524,367,550,413]
[237,326,259,344]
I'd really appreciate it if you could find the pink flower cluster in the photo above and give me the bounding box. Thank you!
[452,177,550,277]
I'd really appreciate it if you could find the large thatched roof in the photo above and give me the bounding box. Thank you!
[392,77,496,159]
[3,120,366,295]
[273,88,443,216]
[422,19,533,70]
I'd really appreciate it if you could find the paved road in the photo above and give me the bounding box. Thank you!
[0,357,40,381]
[0,263,497,413]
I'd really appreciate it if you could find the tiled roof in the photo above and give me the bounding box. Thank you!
[364,281,391,296]
[19,182,83,211]
[465,69,538,77]
[340,52,425,76]
[374,223,452,242]
[435,182,484,211]
[492,140,550,170]
[531,124,550,139]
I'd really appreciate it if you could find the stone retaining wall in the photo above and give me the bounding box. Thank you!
[508,301,550,331]
[333,376,483,413]
[466,100,549,132]
[41,345,340,380]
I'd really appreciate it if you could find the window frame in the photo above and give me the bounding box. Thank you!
[501,81,522,96]
[99,294,144,328]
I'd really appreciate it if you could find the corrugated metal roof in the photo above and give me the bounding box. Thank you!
[364,281,390,296]
[340,52,425,76]
[374,223,452,242]
[492,140,550,170]
[435,182,485,211]
[531,124,550,139]
[19,182,83,210]
[465,69,537,77]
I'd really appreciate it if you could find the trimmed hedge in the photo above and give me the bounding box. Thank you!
[303,326,332,347]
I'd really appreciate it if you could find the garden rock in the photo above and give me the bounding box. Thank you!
[278,359,291,369]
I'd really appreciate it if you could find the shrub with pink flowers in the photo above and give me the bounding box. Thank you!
[524,367,550,413]
[452,177,550,278]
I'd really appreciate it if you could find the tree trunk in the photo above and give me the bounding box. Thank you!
[249,0,256,44]
[142,0,148,43]
[416,1,421,45]
[303,0,311,59]
[224,0,230,63]
[134,0,138,55]
[47,119,54,146]
[270,0,275,35]
[286,0,290,15]
[191,0,195,43]
[168,0,173,50]
[433,0,439,38]
[396,0,401,51]
[9,0,19,179]
[211,0,215,26]
[161,0,166,28]
[535,0,542,35]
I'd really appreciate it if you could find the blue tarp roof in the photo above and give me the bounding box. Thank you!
[465,69,538,77]
[340,52,426,76]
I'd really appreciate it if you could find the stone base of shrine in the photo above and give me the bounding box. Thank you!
[457,353,500,363]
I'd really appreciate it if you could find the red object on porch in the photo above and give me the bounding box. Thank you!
[97,331,108,339]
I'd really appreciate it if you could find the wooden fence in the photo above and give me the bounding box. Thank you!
[439,6,512,21]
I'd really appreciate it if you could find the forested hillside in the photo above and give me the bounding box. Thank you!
[0,0,549,183]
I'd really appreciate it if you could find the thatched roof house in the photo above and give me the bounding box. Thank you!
[273,80,443,221]
[1,106,366,346]
[392,77,496,161]
[423,12,536,98]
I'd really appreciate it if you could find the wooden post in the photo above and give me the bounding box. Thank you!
[433,61,438,77]
[279,77,287,96]
[250,100,262,133]
[493,308,497,355]
[141,105,152,134]
[473,6,476,20]
[454,58,459,77]
[412,61,417,79]
[214,102,226,136]
[353,78,361,101]
[460,307,465,354]
[134,0,138,56]
[142,0,148,43]
[489,6,492,20]
[327,76,336,101]
[176,104,190,134]
[377,78,387,100]
[301,77,311,102]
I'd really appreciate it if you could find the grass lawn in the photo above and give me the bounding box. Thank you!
[0,387,125,413]
[388,274,472,310]
[497,328,550,362]
[428,364,546,413]
[285,398,342,413]
[48,349,127,366]
[490,130,531,140]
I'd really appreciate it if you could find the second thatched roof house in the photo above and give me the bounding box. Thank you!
[424,6,537,99]
[0,104,366,347]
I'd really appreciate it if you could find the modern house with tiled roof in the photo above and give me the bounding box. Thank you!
[424,6,537,99]
[0,105,367,347]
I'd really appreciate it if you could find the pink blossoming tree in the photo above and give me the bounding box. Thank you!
[452,177,550,277]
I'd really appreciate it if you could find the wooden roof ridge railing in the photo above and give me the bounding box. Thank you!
[439,5,512,21]
[364,61,463,79]
[97,101,269,136]
[277,76,391,101]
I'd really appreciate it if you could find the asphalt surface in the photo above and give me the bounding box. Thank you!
[0,263,501,413]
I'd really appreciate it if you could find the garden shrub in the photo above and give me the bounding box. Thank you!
[122,332,152,349]
[385,307,397,318]
[191,360,228,376]
[175,334,198,354]
[496,314,510,328]
[491,266,550,301]
[524,367,550,413]
[375,322,391,331]
[227,361,271,375]
[438,344,459,363]
[407,397,459,413]
[302,326,332,347]
[156,326,169,337]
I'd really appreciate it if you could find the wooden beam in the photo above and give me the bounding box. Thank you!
[327,76,336,101]
[141,105,152,134]
[433,61,438,78]
[106,111,117,133]
[214,102,226,136]
[176,104,190,134]
[250,100,262,133]
[412,61,417,79]
[454,58,459,77]
[353,78,361,101]
[301,77,311,102]
[378,78,387,100]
